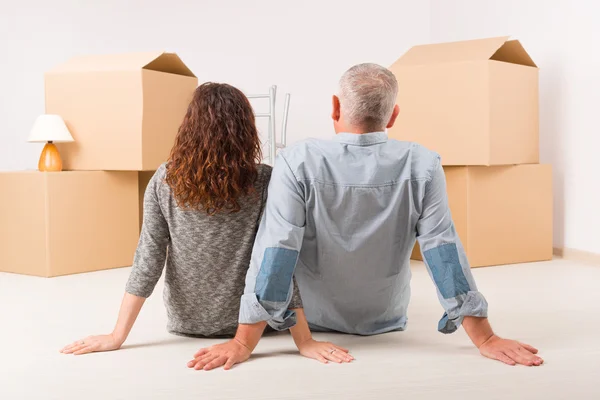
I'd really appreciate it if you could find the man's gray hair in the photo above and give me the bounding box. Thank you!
[338,63,398,131]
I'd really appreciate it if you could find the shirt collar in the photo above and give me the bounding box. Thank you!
[332,131,388,146]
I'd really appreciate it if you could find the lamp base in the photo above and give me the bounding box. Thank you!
[38,142,63,172]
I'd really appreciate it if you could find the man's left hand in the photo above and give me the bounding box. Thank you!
[188,339,252,371]
[479,335,543,366]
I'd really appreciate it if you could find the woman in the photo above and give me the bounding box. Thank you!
[60,83,351,366]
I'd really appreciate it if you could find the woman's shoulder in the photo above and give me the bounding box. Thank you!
[145,163,168,192]
[256,163,273,184]
[152,163,168,182]
[256,163,273,174]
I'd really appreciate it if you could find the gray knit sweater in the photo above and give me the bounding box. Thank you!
[126,163,302,337]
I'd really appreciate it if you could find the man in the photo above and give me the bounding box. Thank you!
[188,63,544,370]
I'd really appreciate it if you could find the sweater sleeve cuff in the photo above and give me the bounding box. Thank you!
[125,280,153,299]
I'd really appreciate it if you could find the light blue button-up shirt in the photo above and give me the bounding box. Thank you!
[239,132,488,335]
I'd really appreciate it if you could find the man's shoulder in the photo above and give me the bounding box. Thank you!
[279,138,328,163]
[278,136,441,181]
[282,137,327,154]
[387,139,441,177]
[274,138,332,180]
[387,139,439,158]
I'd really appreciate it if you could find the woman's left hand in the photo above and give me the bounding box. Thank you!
[60,334,123,355]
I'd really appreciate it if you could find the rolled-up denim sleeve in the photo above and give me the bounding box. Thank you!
[239,153,305,331]
[417,158,488,334]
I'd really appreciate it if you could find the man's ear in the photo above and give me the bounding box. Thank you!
[386,104,400,129]
[332,95,341,121]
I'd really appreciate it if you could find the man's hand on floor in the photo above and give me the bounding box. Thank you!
[296,338,354,364]
[60,334,123,355]
[479,335,543,366]
[462,317,543,367]
[188,339,251,371]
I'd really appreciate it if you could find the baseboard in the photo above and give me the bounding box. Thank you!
[553,247,600,265]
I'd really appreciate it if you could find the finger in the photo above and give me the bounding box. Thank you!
[204,356,228,371]
[194,348,209,358]
[224,357,238,370]
[495,352,516,366]
[188,354,212,368]
[532,356,544,366]
[195,355,218,370]
[323,351,344,364]
[330,349,353,362]
[193,353,216,364]
[73,345,94,355]
[61,341,82,353]
[60,345,74,353]
[335,348,354,362]
[507,350,535,366]
[517,348,543,366]
[315,354,329,364]
[519,342,539,354]
[60,344,74,353]
[63,344,87,354]
[194,357,213,370]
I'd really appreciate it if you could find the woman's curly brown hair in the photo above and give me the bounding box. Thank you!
[165,83,262,215]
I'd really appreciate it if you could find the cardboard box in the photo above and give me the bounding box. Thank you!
[389,36,539,166]
[412,165,552,267]
[45,52,198,171]
[0,171,140,277]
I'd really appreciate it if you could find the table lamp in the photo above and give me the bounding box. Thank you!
[28,115,74,172]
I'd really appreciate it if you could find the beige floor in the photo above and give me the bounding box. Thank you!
[1,258,599,400]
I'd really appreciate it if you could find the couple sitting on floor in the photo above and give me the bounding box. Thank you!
[61,63,543,370]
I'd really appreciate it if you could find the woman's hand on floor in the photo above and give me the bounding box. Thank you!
[60,334,123,355]
[296,339,354,364]
[188,339,252,371]
[479,335,543,366]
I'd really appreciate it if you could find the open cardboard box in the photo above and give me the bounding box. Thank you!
[389,36,539,166]
[45,52,198,171]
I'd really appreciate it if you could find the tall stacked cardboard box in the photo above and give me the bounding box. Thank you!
[389,37,552,267]
[0,52,197,277]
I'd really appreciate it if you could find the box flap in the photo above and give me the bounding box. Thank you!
[142,53,196,77]
[392,36,510,66]
[490,40,537,67]
[47,52,196,76]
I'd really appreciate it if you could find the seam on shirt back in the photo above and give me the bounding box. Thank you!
[423,155,441,193]
[295,177,430,188]
[429,156,441,182]
[279,154,306,200]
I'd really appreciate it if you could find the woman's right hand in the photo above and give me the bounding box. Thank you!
[60,333,123,355]
[296,339,354,364]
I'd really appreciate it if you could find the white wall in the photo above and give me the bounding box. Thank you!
[2,1,596,254]
[0,0,430,171]
[430,0,600,254]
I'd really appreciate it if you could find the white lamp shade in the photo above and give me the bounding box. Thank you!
[28,114,74,143]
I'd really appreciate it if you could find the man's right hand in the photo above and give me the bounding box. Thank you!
[297,339,354,364]
[478,335,543,366]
